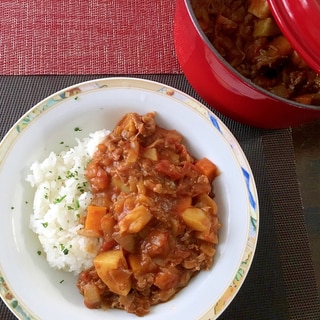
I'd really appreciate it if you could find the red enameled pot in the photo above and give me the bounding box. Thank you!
[174,0,320,128]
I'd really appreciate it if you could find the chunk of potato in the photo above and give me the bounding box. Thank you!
[127,254,157,275]
[248,0,271,19]
[253,17,280,38]
[94,250,131,296]
[119,205,152,233]
[143,147,158,161]
[181,207,211,232]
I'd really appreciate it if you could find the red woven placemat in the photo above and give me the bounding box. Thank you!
[0,1,182,75]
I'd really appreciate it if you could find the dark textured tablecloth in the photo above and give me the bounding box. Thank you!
[1,74,320,320]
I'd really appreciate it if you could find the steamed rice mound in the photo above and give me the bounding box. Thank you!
[26,130,109,274]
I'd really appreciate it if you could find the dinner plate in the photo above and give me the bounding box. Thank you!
[0,77,259,319]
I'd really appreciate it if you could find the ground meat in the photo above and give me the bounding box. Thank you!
[77,112,221,316]
[192,0,320,105]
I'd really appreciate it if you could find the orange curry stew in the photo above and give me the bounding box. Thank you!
[192,0,320,105]
[77,112,221,316]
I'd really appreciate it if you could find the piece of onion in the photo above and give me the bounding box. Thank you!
[83,283,101,309]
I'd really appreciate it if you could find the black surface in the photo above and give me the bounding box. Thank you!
[1,75,320,320]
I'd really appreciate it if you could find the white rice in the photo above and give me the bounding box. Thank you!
[26,129,109,274]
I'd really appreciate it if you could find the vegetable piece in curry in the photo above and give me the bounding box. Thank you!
[192,0,320,105]
[77,112,221,316]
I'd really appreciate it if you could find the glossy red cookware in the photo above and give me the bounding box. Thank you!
[174,0,320,128]
[268,0,320,74]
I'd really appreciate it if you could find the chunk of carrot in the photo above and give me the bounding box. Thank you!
[195,157,219,182]
[85,205,107,231]
[293,95,313,105]
[173,197,192,213]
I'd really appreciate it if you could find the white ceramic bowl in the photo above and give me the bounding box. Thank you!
[0,78,259,320]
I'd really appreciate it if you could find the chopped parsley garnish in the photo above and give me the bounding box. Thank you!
[60,279,65,284]
[66,170,78,179]
[59,244,70,255]
[42,222,48,228]
[74,127,82,131]
[65,170,73,178]
[37,250,42,256]
[53,195,66,204]
[75,199,80,209]
[66,199,80,211]
[77,182,87,193]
